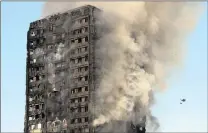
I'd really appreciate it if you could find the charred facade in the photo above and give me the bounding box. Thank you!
[24,5,146,133]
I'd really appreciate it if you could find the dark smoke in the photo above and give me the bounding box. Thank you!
[41,1,203,132]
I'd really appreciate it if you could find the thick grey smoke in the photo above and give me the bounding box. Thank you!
[42,1,202,132]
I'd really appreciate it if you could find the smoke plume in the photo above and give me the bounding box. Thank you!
[41,1,202,132]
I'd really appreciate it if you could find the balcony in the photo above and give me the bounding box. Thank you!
[29,78,45,86]
[48,93,62,103]
[28,110,35,116]
[70,91,89,99]
[71,112,89,119]
[55,65,68,72]
[28,119,36,125]
[29,70,45,77]
[70,101,88,108]
[70,51,88,59]
[30,109,42,116]
[70,32,89,39]
[30,19,46,29]
[70,42,89,49]
[29,62,44,67]
[28,86,45,96]
[71,22,89,30]
[70,61,89,69]
[70,81,88,88]
[72,70,89,78]
[36,69,46,75]
[69,122,89,128]
[29,97,44,105]
[45,45,56,54]
[28,73,45,82]
[28,31,37,40]
[28,82,37,88]
[28,104,44,114]
[28,32,45,40]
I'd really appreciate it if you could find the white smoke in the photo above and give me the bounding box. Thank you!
[41,1,203,132]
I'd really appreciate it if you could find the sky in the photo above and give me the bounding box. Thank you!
[1,1,207,132]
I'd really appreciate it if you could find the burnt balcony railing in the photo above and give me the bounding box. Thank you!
[70,91,89,99]
[70,42,89,49]
[72,70,89,78]
[69,122,89,128]
[70,31,89,39]
[70,51,88,59]
[70,112,89,120]
[71,22,89,30]
[29,70,46,77]
[70,81,88,88]
[70,101,88,108]
[70,61,89,69]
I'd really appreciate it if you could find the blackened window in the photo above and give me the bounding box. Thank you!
[35,75,40,81]
[78,118,81,123]
[85,27,88,32]
[85,56,88,61]
[85,86,88,91]
[71,119,75,124]
[71,59,75,64]
[78,87,82,92]
[85,66,88,71]
[41,104,44,109]
[79,19,82,23]
[71,90,74,94]
[78,58,82,63]
[85,96,88,101]
[85,18,88,23]
[85,37,88,42]
[71,130,75,133]
[85,117,88,122]
[35,114,39,119]
[71,107,74,113]
[35,104,39,109]
[85,76,88,81]
[42,113,45,118]
[78,38,82,43]
[85,106,88,112]
[78,29,82,34]
[78,97,82,102]
[71,99,75,103]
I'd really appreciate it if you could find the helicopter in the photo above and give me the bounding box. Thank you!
[180,98,186,104]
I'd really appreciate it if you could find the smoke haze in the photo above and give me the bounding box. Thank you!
[41,1,202,132]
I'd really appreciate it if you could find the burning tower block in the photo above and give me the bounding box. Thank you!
[24,5,146,133]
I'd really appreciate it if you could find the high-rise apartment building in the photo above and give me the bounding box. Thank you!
[24,5,146,133]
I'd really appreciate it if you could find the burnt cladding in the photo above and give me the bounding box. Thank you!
[24,5,146,133]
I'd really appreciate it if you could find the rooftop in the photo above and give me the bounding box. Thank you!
[30,5,101,25]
